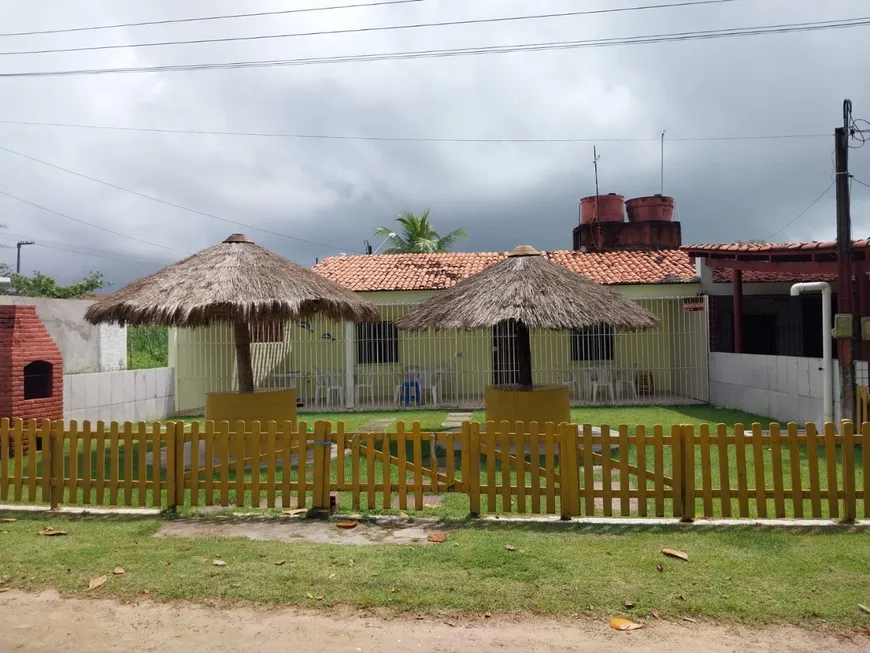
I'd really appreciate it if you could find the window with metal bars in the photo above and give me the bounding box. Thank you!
[356,321,399,364]
[570,325,614,361]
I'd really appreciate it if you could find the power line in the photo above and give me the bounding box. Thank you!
[1,17,866,78]
[0,144,362,253]
[765,181,835,241]
[0,0,426,37]
[0,187,192,255]
[0,1,740,57]
[0,232,164,266]
[0,118,830,143]
[852,176,870,190]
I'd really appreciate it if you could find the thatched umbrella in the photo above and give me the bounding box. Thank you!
[85,234,378,393]
[395,245,658,388]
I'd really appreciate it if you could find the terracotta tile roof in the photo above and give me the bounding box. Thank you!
[711,268,836,284]
[684,238,870,254]
[313,249,697,292]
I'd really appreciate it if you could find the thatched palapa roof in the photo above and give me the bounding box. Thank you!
[85,234,379,327]
[395,245,659,331]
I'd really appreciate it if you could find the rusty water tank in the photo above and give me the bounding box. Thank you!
[580,193,625,224]
[626,195,675,222]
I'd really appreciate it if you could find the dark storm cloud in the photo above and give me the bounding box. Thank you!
[0,0,868,288]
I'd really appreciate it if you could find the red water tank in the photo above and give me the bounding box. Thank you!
[580,193,625,224]
[626,195,675,222]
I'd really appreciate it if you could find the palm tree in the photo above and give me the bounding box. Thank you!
[375,210,469,254]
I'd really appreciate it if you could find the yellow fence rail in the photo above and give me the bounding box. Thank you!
[1,418,867,521]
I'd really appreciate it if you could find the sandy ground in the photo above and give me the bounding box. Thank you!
[155,517,454,545]
[1,590,866,653]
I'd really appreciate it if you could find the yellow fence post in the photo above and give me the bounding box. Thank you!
[174,421,186,511]
[49,420,65,509]
[165,422,177,510]
[671,424,683,518]
[841,420,856,523]
[681,424,695,522]
[559,423,580,519]
[468,422,481,517]
[308,420,332,517]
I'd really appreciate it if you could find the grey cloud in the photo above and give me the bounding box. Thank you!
[0,0,868,288]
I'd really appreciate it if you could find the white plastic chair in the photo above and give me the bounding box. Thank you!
[556,371,578,401]
[355,369,376,406]
[615,364,639,400]
[589,367,615,402]
[420,370,441,407]
[313,368,344,407]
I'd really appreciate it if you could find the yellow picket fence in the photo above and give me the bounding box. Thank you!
[858,385,870,426]
[1,418,867,520]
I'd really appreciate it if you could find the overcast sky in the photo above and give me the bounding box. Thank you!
[0,0,868,289]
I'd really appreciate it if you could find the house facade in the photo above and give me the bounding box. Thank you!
[169,196,712,414]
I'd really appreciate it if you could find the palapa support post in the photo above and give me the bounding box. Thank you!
[233,319,255,393]
[515,320,533,389]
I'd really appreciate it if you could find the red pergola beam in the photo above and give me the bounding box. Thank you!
[705,259,838,274]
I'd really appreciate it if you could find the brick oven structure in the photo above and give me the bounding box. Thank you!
[0,305,63,452]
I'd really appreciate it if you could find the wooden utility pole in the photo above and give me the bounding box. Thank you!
[835,99,857,423]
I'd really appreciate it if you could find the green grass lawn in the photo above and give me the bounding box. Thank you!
[180,410,452,433]
[0,513,867,628]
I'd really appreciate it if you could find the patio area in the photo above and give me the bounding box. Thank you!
[170,296,709,415]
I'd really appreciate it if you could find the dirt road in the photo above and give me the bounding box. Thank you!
[0,590,865,653]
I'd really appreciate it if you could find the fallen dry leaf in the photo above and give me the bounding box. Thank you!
[0,588,9,594]
[281,508,307,516]
[651,608,660,619]
[316,595,324,601]
[609,618,643,631]
[88,575,108,591]
[662,549,688,562]
[38,528,67,537]
[682,617,698,623]
[336,521,358,530]
[306,592,316,599]
[859,604,870,616]
[329,573,336,579]
[213,560,227,567]
[656,563,664,573]
[275,560,287,566]
[348,559,355,568]
[113,567,125,576]
[427,533,447,543]
[0,518,16,523]
[504,544,517,552]
[624,601,636,609]
[484,612,492,619]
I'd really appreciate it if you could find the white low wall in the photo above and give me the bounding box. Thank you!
[0,296,126,373]
[63,368,175,424]
[709,352,843,427]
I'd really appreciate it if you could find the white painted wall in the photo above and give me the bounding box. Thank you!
[0,296,126,373]
[709,352,845,427]
[63,367,175,424]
